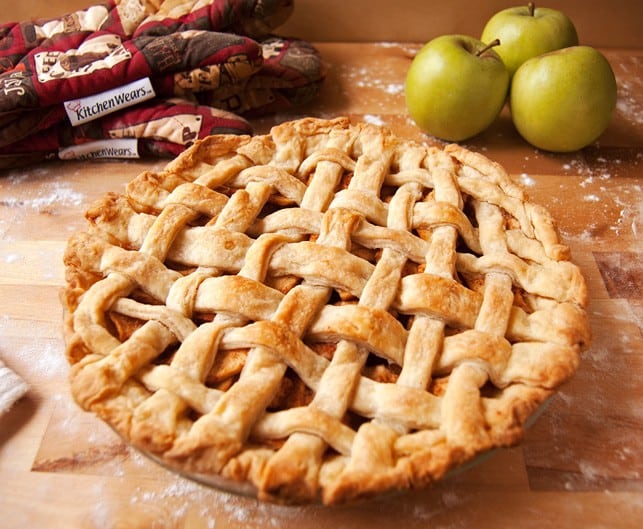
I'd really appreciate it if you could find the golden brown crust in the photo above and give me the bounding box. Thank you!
[61,117,590,505]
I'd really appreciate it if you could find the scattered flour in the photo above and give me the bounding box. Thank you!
[121,476,309,529]
[0,314,68,380]
[12,338,68,379]
[615,79,643,126]
[363,114,385,126]
[518,173,536,187]
[384,83,404,95]
[339,63,405,99]
[1,181,84,210]
[375,41,403,48]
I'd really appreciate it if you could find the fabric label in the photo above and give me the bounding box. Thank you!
[58,138,139,160]
[64,77,155,126]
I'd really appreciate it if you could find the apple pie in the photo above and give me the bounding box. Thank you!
[61,117,590,504]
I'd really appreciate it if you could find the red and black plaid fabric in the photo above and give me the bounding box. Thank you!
[0,30,263,115]
[0,0,294,73]
[0,98,252,167]
[0,0,324,168]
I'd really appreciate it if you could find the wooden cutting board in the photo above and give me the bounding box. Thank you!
[0,42,642,529]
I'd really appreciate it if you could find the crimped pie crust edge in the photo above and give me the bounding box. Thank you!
[61,116,591,505]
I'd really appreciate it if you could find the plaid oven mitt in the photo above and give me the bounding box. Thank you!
[0,0,295,72]
[0,98,253,167]
[0,0,324,168]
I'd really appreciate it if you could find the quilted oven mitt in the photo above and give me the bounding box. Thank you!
[0,0,324,167]
[0,0,295,73]
[0,98,253,167]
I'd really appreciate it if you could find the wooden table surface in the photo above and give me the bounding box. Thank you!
[0,41,641,529]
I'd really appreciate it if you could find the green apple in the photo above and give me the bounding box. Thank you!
[510,46,617,152]
[481,2,578,78]
[405,35,509,142]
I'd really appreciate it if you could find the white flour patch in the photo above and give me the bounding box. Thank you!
[559,226,596,242]
[384,82,404,95]
[518,173,536,187]
[123,476,307,529]
[616,79,643,126]
[0,315,68,380]
[578,460,602,483]
[1,181,84,210]
[363,114,385,126]
[13,339,68,379]
[339,63,406,99]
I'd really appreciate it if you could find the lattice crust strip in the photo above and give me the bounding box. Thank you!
[61,117,590,505]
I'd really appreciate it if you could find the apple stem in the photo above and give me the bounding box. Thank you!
[477,39,501,57]
[528,2,535,16]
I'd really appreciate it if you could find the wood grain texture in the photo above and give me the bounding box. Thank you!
[0,38,641,528]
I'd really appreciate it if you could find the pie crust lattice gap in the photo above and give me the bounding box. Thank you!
[61,117,590,505]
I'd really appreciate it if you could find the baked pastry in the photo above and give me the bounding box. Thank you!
[61,117,590,504]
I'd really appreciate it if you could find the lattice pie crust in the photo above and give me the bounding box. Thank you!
[61,117,590,504]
